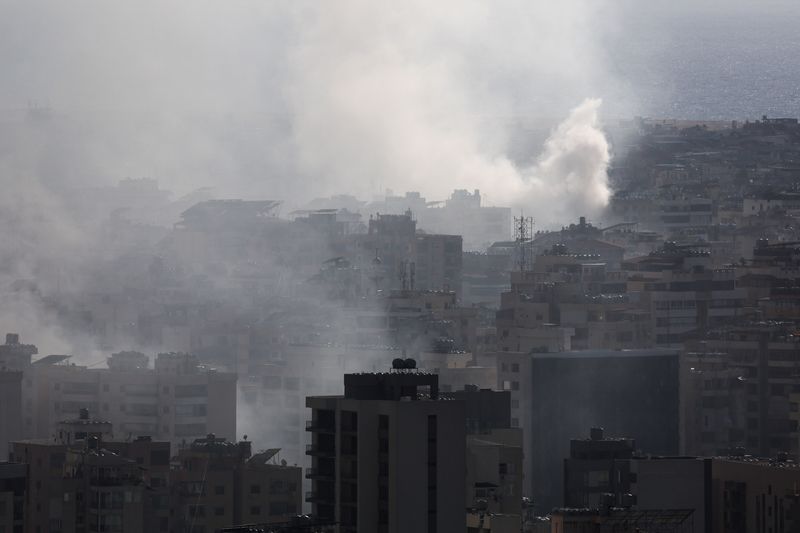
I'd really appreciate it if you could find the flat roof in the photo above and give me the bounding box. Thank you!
[533,348,679,360]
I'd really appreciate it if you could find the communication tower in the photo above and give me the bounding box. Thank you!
[514,215,535,272]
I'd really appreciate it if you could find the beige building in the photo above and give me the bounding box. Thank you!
[9,342,237,449]
[624,244,746,347]
[684,323,800,459]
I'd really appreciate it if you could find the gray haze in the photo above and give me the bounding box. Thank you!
[2,1,798,205]
[0,0,625,208]
[0,0,796,348]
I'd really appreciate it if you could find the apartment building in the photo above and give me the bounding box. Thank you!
[686,323,800,459]
[306,366,466,533]
[633,456,800,533]
[172,435,302,530]
[455,388,523,520]
[0,462,26,533]
[10,420,171,533]
[415,234,463,293]
[496,247,647,353]
[357,211,464,295]
[0,335,238,449]
[0,372,23,458]
[563,428,636,509]
[625,243,746,346]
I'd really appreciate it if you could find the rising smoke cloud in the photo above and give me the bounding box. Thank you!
[521,98,611,222]
[0,0,624,215]
[284,1,616,225]
[0,0,621,358]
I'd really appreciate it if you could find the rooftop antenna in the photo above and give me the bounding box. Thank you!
[514,214,535,272]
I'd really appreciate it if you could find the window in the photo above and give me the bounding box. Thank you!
[587,470,609,487]
[270,502,287,516]
[174,384,207,398]
[250,484,261,495]
[129,404,158,416]
[175,404,207,417]
[250,506,261,516]
[511,418,519,427]
[214,507,224,516]
[511,381,520,391]
[215,486,225,495]
[511,399,519,409]
[511,363,520,373]
[175,423,206,437]
[262,376,281,390]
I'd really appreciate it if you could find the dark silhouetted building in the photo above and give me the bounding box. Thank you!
[526,349,681,512]
[306,365,465,533]
[563,427,636,508]
[0,462,26,533]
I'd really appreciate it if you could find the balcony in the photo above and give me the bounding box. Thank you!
[305,491,332,503]
[305,468,334,480]
[305,420,335,433]
[305,444,335,457]
[341,471,357,482]
[340,447,357,458]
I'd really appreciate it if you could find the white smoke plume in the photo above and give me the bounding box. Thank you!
[0,0,623,217]
[283,1,616,225]
[520,98,611,222]
[0,0,621,361]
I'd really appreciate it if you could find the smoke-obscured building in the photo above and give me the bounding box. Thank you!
[172,435,302,530]
[358,211,463,295]
[3,336,237,449]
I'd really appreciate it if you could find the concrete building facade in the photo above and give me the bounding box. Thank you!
[306,368,466,533]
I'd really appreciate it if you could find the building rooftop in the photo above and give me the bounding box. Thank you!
[533,348,679,360]
[342,367,440,401]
